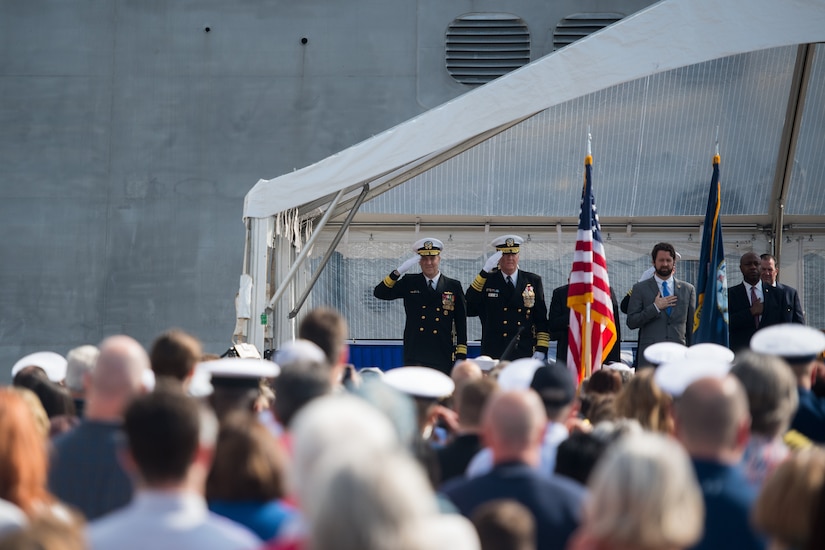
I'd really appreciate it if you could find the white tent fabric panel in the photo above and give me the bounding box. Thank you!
[243,0,825,220]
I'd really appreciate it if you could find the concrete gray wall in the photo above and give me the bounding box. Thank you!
[0,0,653,380]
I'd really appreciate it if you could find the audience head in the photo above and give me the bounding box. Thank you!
[0,388,53,516]
[753,447,825,550]
[89,335,150,401]
[585,368,623,395]
[298,307,349,372]
[13,376,75,420]
[674,376,751,462]
[290,394,399,503]
[554,430,613,486]
[582,431,704,550]
[64,345,99,394]
[483,390,547,466]
[306,449,479,550]
[0,512,86,550]
[272,348,333,429]
[9,387,49,440]
[456,377,499,431]
[529,363,576,423]
[580,393,617,425]
[149,329,202,384]
[614,368,674,434]
[122,388,218,487]
[730,351,798,438]
[206,412,288,502]
[471,499,535,550]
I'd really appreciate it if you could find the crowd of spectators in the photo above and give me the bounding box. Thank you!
[1,306,825,550]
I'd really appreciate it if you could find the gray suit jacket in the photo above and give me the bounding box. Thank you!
[626,277,696,367]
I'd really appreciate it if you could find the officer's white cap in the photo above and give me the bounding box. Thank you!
[197,357,280,390]
[643,342,688,366]
[412,238,443,256]
[383,366,455,399]
[750,324,825,364]
[685,343,735,364]
[472,355,499,372]
[274,339,328,367]
[11,351,67,383]
[490,235,524,253]
[496,358,544,391]
[654,358,732,397]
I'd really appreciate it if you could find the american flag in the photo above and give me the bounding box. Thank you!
[566,151,617,384]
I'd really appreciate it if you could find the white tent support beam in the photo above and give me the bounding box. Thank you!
[246,216,272,353]
[267,189,344,311]
[288,184,371,319]
[769,43,815,266]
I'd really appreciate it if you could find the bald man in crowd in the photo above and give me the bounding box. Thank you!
[50,335,151,520]
[674,376,765,550]
[442,390,584,550]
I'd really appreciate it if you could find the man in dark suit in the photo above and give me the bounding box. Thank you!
[728,252,772,352]
[760,253,805,325]
[466,235,549,360]
[373,237,467,374]
[626,242,695,368]
[548,282,622,366]
[441,390,585,550]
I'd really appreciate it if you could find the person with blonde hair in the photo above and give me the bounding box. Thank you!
[568,431,704,550]
[614,368,673,434]
[753,447,825,550]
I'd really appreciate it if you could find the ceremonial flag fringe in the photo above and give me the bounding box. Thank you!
[693,154,729,345]
[567,152,617,385]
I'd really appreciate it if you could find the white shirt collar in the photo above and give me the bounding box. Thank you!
[427,272,441,286]
[503,269,519,286]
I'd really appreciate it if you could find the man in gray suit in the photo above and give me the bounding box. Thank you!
[626,242,696,368]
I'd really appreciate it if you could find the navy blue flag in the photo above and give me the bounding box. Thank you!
[693,154,729,345]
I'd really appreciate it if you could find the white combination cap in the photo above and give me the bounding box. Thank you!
[750,324,825,363]
[11,351,67,383]
[643,342,688,366]
[685,343,735,364]
[490,235,524,254]
[654,358,731,397]
[383,366,455,399]
[496,358,545,391]
[472,355,499,372]
[412,238,444,256]
[197,357,280,390]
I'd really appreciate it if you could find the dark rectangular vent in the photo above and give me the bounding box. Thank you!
[446,14,530,86]
[553,13,624,51]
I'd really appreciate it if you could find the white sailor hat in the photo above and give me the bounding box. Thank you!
[472,355,499,372]
[412,238,443,256]
[491,235,524,254]
[273,339,327,367]
[643,342,688,366]
[497,358,544,391]
[383,366,455,399]
[654,357,732,397]
[188,367,214,397]
[685,343,735,364]
[197,357,280,390]
[11,351,67,383]
[750,324,825,364]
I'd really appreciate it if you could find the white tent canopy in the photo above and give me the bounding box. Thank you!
[240,0,825,351]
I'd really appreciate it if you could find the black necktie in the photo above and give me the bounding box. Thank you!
[506,275,515,291]
[428,279,435,292]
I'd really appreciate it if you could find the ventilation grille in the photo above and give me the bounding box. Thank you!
[446,13,530,86]
[553,13,624,51]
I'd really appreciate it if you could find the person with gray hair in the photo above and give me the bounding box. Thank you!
[88,388,259,550]
[305,450,479,550]
[64,344,99,417]
[49,335,150,520]
[730,351,799,487]
[567,431,704,550]
[673,376,765,550]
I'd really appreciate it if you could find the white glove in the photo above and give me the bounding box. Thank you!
[532,351,546,361]
[483,251,503,273]
[396,255,420,275]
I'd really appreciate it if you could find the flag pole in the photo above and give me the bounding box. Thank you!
[584,129,593,379]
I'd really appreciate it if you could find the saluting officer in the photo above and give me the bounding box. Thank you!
[466,235,550,360]
[373,238,468,374]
